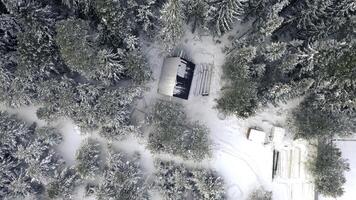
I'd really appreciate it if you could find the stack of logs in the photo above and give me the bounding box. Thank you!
[194,64,212,96]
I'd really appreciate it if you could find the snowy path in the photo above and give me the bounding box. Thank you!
[184,96,274,200]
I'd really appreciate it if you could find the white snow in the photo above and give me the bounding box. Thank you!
[0,104,87,166]
[272,127,286,146]
[54,119,86,166]
[248,129,267,144]
[0,104,47,127]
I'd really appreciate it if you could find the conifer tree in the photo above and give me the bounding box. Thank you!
[207,0,246,35]
[158,0,185,51]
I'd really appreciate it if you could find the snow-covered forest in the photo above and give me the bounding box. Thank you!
[0,0,355,199]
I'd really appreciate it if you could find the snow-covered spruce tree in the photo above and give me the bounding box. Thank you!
[76,138,102,179]
[55,18,150,85]
[61,0,94,15]
[55,18,120,83]
[308,139,350,198]
[289,92,355,140]
[46,167,81,199]
[158,0,185,51]
[0,14,21,105]
[216,46,258,118]
[261,79,314,106]
[136,0,159,35]
[1,0,26,14]
[148,100,211,161]
[207,0,246,36]
[280,0,356,41]
[94,0,139,46]
[244,0,272,19]
[261,42,287,62]
[36,82,143,140]
[2,3,68,107]
[247,187,272,200]
[251,0,288,38]
[184,0,209,33]
[123,49,152,84]
[155,159,225,200]
[287,40,356,139]
[0,111,70,199]
[95,151,150,200]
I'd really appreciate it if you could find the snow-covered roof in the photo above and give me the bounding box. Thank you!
[248,129,266,144]
[157,57,180,97]
[158,57,195,99]
[274,140,315,200]
[272,127,285,145]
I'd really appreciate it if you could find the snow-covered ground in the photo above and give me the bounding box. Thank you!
[0,104,47,127]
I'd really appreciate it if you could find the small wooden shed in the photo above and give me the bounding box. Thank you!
[247,128,267,144]
[158,57,195,100]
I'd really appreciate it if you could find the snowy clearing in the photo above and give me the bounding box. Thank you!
[140,28,314,200]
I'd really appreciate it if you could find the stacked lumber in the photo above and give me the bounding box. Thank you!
[194,63,212,96]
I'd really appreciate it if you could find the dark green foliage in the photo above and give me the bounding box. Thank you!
[288,41,356,139]
[217,80,258,118]
[61,0,94,15]
[0,3,68,106]
[155,159,225,200]
[313,40,356,85]
[123,49,152,83]
[217,46,258,117]
[247,187,272,200]
[0,2,150,140]
[95,151,150,200]
[94,0,137,46]
[290,94,355,139]
[76,138,102,179]
[0,14,21,103]
[46,167,81,199]
[184,0,209,33]
[55,18,100,80]
[158,0,185,51]
[309,140,350,197]
[281,0,356,41]
[289,99,338,139]
[36,82,143,139]
[0,111,70,199]
[148,100,211,160]
[55,18,151,84]
[207,0,246,36]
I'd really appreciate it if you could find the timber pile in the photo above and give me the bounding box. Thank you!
[194,63,212,96]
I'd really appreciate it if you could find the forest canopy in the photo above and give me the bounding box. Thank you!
[0,0,355,199]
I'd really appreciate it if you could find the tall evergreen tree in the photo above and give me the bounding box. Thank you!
[0,111,69,199]
[207,0,246,35]
[309,139,350,197]
[158,0,185,51]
